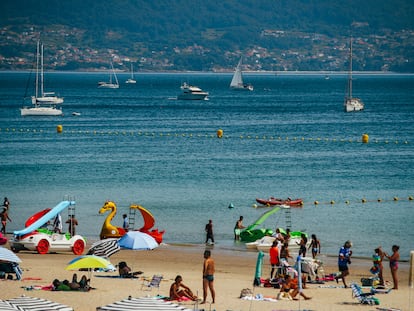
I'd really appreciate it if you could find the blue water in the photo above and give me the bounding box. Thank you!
[0,72,413,259]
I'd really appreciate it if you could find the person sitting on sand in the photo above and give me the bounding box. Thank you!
[71,273,90,290]
[169,275,197,301]
[118,261,143,278]
[278,274,311,300]
[52,279,71,291]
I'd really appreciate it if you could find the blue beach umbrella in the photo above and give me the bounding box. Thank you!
[118,231,158,250]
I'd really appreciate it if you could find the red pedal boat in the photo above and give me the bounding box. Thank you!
[256,197,303,207]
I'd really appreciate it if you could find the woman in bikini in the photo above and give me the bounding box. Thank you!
[309,234,321,259]
[169,275,197,301]
[385,245,400,289]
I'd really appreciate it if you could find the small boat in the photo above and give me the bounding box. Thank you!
[230,57,253,91]
[177,82,209,100]
[72,112,81,116]
[20,40,63,116]
[98,62,119,89]
[256,197,303,207]
[125,63,136,84]
[344,36,364,112]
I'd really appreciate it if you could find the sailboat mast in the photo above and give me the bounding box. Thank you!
[40,42,44,97]
[348,37,353,99]
[35,40,40,99]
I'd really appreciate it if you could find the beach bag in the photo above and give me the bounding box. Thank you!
[361,277,373,286]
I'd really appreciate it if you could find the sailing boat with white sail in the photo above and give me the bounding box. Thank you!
[20,40,63,116]
[344,37,364,112]
[230,57,253,91]
[125,63,136,84]
[98,62,119,88]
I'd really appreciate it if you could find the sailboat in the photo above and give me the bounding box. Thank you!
[230,57,253,91]
[20,40,63,116]
[344,37,364,112]
[98,62,119,88]
[125,63,136,84]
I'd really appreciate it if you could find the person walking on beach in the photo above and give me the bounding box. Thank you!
[122,214,129,231]
[234,216,245,241]
[205,219,214,244]
[201,249,215,304]
[385,245,400,289]
[335,240,352,288]
[66,215,78,236]
[269,240,280,279]
[0,207,11,234]
[309,234,321,259]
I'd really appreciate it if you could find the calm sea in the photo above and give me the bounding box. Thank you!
[0,71,413,260]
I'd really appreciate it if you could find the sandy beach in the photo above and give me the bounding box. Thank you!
[1,243,412,311]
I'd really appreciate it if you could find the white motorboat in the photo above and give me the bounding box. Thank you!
[20,40,63,116]
[344,36,364,112]
[98,62,119,88]
[177,82,209,100]
[230,57,253,91]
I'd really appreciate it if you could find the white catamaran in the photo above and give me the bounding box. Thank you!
[344,37,364,112]
[230,57,253,91]
[20,40,64,116]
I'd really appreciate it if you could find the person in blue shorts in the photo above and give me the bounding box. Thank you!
[335,240,352,288]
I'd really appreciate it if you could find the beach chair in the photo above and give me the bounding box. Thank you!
[350,283,380,305]
[141,274,163,292]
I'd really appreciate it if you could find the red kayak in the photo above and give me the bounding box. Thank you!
[256,197,303,207]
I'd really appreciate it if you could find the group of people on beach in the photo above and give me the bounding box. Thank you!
[335,240,400,290]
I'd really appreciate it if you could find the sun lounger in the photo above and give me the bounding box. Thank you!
[350,282,380,305]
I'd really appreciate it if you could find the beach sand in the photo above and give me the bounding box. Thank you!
[1,243,412,311]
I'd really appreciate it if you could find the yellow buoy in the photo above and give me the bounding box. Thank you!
[362,198,367,203]
[314,201,319,205]
[217,129,223,138]
[362,133,369,143]
[56,125,63,133]
[330,200,335,205]
[345,200,350,204]
[394,197,399,201]
[409,196,413,201]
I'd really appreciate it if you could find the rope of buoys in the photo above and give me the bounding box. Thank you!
[312,196,414,206]
[0,128,411,144]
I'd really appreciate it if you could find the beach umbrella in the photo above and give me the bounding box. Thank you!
[0,300,18,311]
[118,231,158,250]
[87,238,120,257]
[66,255,113,270]
[6,296,73,311]
[0,247,21,263]
[96,297,193,311]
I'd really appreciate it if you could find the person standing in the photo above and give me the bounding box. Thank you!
[0,208,11,234]
[297,233,308,257]
[385,245,400,289]
[308,234,321,259]
[122,214,129,231]
[66,215,79,236]
[201,250,215,304]
[3,197,9,210]
[234,216,245,240]
[205,219,214,244]
[371,247,385,286]
[335,240,352,288]
[53,213,63,233]
[269,240,280,279]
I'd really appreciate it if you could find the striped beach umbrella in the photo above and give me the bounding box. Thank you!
[6,296,73,311]
[0,300,18,311]
[87,238,120,258]
[0,247,21,263]
[96,297,193,311]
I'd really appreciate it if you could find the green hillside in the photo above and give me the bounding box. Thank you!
[1,0,413,71]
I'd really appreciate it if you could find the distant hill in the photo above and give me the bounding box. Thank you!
[1,0,413,72]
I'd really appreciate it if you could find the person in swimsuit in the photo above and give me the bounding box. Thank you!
[371,247,385,286]
[169,275,197,301]
[234,216,245,241]
[385,245,400,289]
[297,233,308,257]
[308,234,321,259]
[201,249,215,304]
[0,208,11,234]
